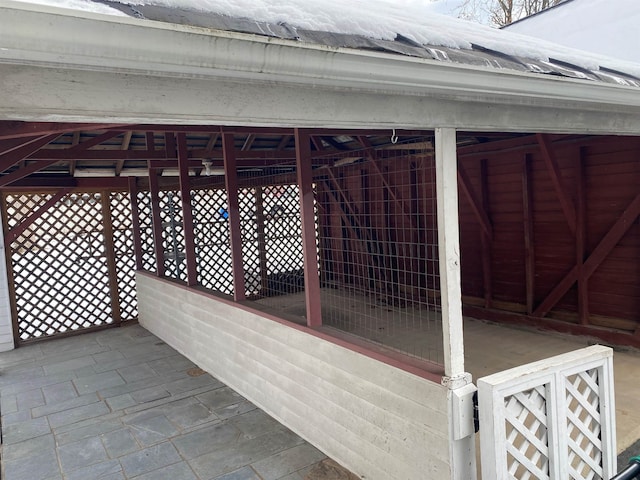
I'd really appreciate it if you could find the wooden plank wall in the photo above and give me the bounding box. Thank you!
[317,134,640,345]
[458,134,640,341]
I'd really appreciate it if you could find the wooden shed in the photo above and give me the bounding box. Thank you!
[1,1,639,479]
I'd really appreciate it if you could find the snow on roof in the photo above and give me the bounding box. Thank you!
[13,0,640,83]
[17,0,127,16]
[504,0,640,64]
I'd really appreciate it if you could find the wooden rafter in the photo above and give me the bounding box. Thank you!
[164,132,177,158]
[0,134,59,172]
[277,135,291,150]
[67,130,124,152]
[26,148,314,161]
[69,131,80,177]
[115,131,133,176]
[145,132,155,150]
[205,133,219,152]
[0,136,40,156]
[0,121,126,140]
[0,160,60,187]
[241,134,256,151]
[123,125,431,136]
[320,136,349,151]
[310,136,323,151]
[536,133,577,235]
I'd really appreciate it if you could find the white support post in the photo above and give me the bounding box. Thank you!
[436,127,476,480]
[435,127,465,380]
[0,210,15,351]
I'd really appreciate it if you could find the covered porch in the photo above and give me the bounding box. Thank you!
[2,2,640,479]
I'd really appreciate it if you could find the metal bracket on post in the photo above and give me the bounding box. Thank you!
[442,372,472,390]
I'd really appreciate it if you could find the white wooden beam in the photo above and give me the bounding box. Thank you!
[436,128,477,480]
[435,127,465,379]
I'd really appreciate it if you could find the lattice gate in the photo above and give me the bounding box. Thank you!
[1,190,137,344]
[478,345,616,480]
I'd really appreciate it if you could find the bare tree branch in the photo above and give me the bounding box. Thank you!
[453,0,566,27]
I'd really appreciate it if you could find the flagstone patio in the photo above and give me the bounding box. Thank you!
[0,324,333,480]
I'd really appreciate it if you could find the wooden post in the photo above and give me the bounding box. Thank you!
[435,127,465,379]
[522,154,535,314]
[101,192,122,325]
[146,131,165,277]
[480,158,493,309]
[576,147,589,325]
[128,177,144,271]
[148,168,165,277]
[177,133,198,286]
[295,128,322,328]
[255,187,269,295]
[222,133,246,301]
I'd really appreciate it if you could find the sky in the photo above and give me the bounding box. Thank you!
[504,0,640,63]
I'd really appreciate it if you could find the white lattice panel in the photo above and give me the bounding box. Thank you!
[478,345,616,480]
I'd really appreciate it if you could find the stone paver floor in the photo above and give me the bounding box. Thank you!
[0,324,329,480]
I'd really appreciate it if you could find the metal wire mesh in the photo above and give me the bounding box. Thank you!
[3,191,138,342]
[316,144,443,363]
[207,142,443,363]
[237,169,307,314]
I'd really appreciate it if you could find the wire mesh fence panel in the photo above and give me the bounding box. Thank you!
[136,190,156,273]
[3,192,114,342]
[262,184,305,296]
[316,144,443,364]
[158,189,187,283]
[234,168,307,320]
[110,191,137,322]
[192,188,234,295]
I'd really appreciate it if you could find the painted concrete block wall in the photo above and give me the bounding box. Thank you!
[137,273,452,479]
[0,214,14,351]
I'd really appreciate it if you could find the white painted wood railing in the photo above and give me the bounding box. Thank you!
[478,345,616,480]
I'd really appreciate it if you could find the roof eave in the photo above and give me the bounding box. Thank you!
[2,2,640,135]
